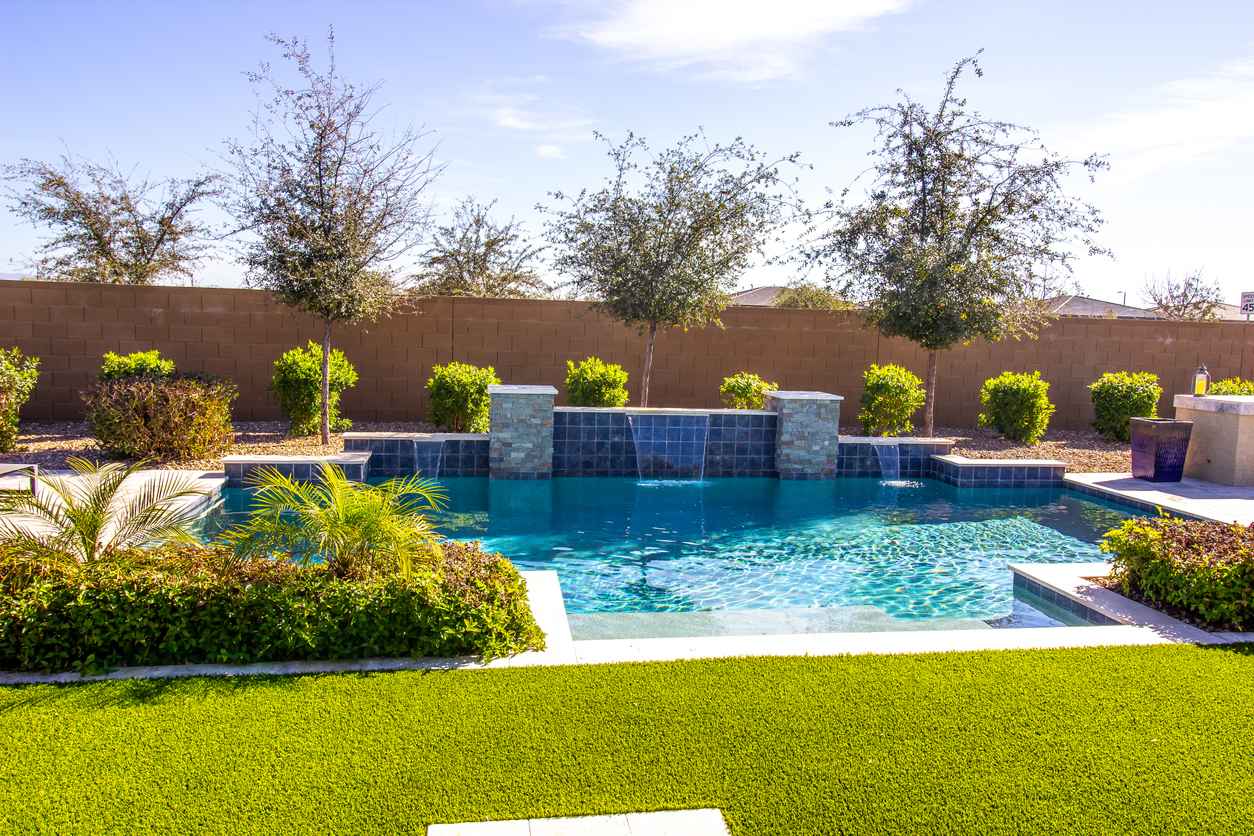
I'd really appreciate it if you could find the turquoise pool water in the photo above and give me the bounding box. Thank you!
[210,477,1135,633]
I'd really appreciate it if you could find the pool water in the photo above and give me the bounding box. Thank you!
[209,477,1135,637]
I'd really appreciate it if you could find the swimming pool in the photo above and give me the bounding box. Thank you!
[208,476,1136,639]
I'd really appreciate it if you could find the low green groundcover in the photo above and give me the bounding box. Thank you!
[0,645,1250,833]
[0,541,543,672]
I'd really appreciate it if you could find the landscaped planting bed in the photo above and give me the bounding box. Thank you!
[939,426,1130,473]
[0,645,1250,833]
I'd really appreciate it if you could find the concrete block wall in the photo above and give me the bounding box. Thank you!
[4,279,1253,429]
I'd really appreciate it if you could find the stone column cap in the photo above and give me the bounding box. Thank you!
[767,390,844,401]
[488,384,558,395]
[1174,394,1254,415]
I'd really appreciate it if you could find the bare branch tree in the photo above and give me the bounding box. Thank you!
[411,197,547,298]
[1143,270,1222,320]
[2,155,219,285]
[223,29,443,444]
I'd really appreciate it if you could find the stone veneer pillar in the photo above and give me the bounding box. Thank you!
[765,391,843,479]
[488,385,557,479]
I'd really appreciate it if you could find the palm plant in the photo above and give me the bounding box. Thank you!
[0,457,208,570]
[221,463,448,579]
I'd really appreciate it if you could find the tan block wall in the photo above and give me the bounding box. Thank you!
[4,279,1253,429]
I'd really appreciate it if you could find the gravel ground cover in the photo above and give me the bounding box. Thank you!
[5,421,1131,474]
[0,421,437,472]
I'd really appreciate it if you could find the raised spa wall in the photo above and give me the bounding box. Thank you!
[222,386,1064,487]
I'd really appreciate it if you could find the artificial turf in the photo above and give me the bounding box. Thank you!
[2,645,1251,834]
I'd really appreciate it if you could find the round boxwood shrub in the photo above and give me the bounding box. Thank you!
[271,341,359,436]
[1089,371,1161,442]
[859,363,926,436]
[0,347,39,454]
[83,374,237,461]
[427,361,500,433]
[977,371,1056,445]
[565,357,629,407]
[719,371,779,410]
[99,349,175,381]
[1209,377,1254,395]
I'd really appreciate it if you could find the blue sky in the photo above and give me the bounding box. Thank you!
[3,0,1253,304]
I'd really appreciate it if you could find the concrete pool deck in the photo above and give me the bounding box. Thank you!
[1065,472,1254,524]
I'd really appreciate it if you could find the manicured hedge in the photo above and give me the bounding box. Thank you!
[1089,371,1161,442]
[859,363,926,436]
[1101,516,1254,630]
[427,361,500,432]
[1209,377,1254,396]
[566,357,629,407]
[0,541,544,672]
[82,374,237,461]
[978,370,1055,445]
[0,347,39,453]
[720,371,778,410]
[271,341,359,436]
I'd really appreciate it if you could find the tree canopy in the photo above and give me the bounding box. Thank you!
[412,197,547,298]
[543,131,799,405]
[2,155,218,285]
[805,54,1107,434]
[772,281,854,311]
[224,30,442,443]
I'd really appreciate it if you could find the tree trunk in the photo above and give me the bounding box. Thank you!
[640,322,658,407]
[923,349,939,437]
[321,319,333,446]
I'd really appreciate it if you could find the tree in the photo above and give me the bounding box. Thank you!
[772,281,853,311]
[1144,270,1222,320]
[2,155,218,284]
[543,132,798,406]
[805,54,1107,435]
[224,31,442,445]
[412,197,547,298]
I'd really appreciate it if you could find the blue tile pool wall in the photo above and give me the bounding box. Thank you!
[837,441,952,477]
[440,439,490,476]
[1013,574,1120,625]
[224,458,368,487]
[703,413,777,477]
[932,458,1066,488]
[553,410,638,476]
[552,410,777,477]
[343,437,489,477]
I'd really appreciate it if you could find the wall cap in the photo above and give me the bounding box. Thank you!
[1174,394,1254,415]
[766,391,844,401]
[488,384,558,395]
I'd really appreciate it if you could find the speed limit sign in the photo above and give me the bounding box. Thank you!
[1242,292,1254,318]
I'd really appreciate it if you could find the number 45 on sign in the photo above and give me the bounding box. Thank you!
[1242,292,1254,319]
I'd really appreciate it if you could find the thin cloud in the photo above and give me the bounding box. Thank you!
[535,144,566,159]
[551,0,910,82]
[473,78,596,144]
[1064,59,1254,184]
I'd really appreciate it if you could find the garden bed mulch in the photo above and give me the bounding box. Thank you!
[0,420,438,472]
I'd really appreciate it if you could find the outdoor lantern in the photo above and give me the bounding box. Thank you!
[1193,364,1211,396]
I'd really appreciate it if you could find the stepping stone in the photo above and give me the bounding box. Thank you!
[427,808,730,835]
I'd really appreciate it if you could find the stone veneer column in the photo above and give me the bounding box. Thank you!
[765,391,843,479]
[488,385,557,479]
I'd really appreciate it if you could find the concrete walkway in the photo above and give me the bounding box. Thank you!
[428,808,730,836]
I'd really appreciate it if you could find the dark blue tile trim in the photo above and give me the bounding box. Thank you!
[1013,574,1120,625]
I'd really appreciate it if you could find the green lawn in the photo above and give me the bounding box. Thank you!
[2,645,1252,834]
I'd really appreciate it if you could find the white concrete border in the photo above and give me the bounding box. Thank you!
[429,808,731,836]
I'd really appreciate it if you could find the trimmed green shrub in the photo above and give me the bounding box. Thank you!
[720,371,779,410]
[1101,516,1254,631]
[99,349,175,381]
[1089,371,1161,442]
[427,362,500,433]
[1209,377,1254,396]
[565,357,629,407]
[0,347,39,453]
[859,363,926,436]
[977,371,1055,445]
[0,540,545,672]
[83,375,237,461]
[271,342,359,436]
